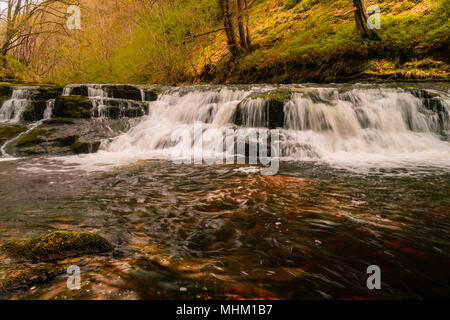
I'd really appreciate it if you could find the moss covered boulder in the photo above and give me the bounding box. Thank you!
[1,231,113,262]
[0,125,27,145]
[234,89,292,129]
[6,118,124,156]
[53,96,93,118]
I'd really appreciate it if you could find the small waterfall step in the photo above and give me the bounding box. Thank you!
[0,85,63,123]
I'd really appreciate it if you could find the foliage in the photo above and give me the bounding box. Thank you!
[3,0,448,84]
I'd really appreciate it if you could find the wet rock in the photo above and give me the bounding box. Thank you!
[0,84,13,103]
[1,231,113,262]
[22,100,47,122]
[18,85,63,122]
[6,118,124,156]
[66,84,143,101]
[0,264,66,293]
[0,124,27,145]
[103,85,142,101]
[234,89,292,129]
[143,87,162,101]
[53,96,93,118]
[70,140,101,154]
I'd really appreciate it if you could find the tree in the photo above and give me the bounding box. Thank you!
[219,0,239,58]
[0,0,78,56]
[218,0,251,58]
[352,0,378,39]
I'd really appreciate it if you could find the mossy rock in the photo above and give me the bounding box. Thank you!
[0,125,27,145]
[35,85,63,100]
[22,100,47,122]
[43,117,75,125]
[53,96,93,118]
[1,231,113,262]
[14,128,52,147]
[70,140,101,154]
[0,84,12,103]
[0,265,66,293]
[234,89,292,129]
[143,87,162,101]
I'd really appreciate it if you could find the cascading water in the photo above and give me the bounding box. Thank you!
[43,99,55,120]
[64,84,150,118]
[0,98,56,157]
[71,84,450,171]
[0,87,38,122]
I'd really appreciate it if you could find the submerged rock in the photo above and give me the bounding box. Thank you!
[0,264,67,293]
[1,231,113,262]
[234,89,292,129]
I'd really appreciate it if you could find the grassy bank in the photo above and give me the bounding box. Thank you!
[201,0,449,84]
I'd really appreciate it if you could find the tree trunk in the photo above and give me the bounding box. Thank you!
[244,0,251,47]
[353,0,376,38]
[236,0,248,51]
[219,0,239,58]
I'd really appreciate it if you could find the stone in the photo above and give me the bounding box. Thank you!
[53,96,93,118]
[1,230,113,262]
[234,89,292,129]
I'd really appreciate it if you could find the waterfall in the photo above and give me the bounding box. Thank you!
[43,99,55,120]
[0,87,38,123]
[63,84,150,118]
[70,84,450,170]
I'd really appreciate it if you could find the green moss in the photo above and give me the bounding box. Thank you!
[22,100,47,122]
[0,84,12,102]
[70,140,101,154]
[53,96,93,118]
[43,118,75,125]
[0,265,66,293]
[253,88,293,103]
[14,128,51,147]
[0,125,27,145]
[1,231,113,262]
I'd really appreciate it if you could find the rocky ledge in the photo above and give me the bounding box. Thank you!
[0,231,113,294]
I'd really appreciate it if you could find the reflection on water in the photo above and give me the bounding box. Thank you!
[0,158,449,299]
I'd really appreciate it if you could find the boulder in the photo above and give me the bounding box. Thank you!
[53,96,93,118]
[1,230,113,262]
[234,89,292,129]
[5,118,124,156]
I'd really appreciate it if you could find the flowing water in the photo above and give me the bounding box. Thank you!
[0,87,39,123]
[0,83,449,299]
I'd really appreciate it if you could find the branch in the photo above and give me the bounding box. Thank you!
[184,28,225,40]
[334,7,357,17]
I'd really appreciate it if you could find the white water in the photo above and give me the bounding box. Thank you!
[0,87,38,123]
[43,99,55,120]
[0,97,55,158]
[59,85,450,172]
[64,84,149,118]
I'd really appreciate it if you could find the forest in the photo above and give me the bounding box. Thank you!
[0,0,448,85]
